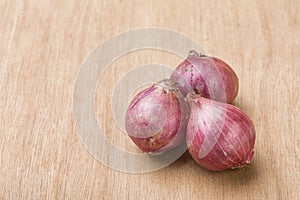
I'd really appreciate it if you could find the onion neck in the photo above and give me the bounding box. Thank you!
[186,92,201,105]
[156,79,179,93]
[188,50,207,57]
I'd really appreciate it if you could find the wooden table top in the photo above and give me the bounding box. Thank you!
[1,0,299,199]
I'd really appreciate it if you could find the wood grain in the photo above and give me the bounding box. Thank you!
[0,0,299,199]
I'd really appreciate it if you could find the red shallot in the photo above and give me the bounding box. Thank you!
[170,50,239,103]
[125,79,189,153]
[186,93,256,171]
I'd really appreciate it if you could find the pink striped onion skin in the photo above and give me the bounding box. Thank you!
[186,93,256,171]
[170,51,239,103]
[125,79,189,153]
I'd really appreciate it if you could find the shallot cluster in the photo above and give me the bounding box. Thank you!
[125,50,256,171]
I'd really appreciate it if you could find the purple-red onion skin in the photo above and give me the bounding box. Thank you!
[170,54,239,103]
[186,94,256,171]
[125,80,189,153]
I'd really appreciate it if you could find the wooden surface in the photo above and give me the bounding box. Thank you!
[1,0,299,199]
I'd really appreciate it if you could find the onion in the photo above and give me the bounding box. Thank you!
[186,93,256,171]
[125,79,189,153]
[170,50,239,103]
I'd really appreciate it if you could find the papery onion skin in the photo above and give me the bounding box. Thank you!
[125,79,189,153]
[170,51,239,103]
[186,93,256,171]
